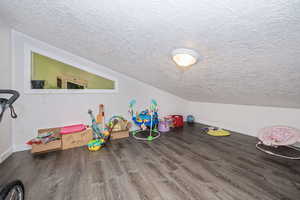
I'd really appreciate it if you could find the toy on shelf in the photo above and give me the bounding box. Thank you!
[108,116,129,132]
[107,116,131,140]
[87,109,110,151]
[29,127,62,154]
[27,131,60,145]
[129,99,160,141]
[186,115,195,124]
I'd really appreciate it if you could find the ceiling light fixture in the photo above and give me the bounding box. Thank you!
[172,48,199,68]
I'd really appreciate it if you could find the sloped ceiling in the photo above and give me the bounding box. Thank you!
[0,0,300,108]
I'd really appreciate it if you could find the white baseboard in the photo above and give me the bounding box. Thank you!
[13,144,31,152]
[0,146,13,164]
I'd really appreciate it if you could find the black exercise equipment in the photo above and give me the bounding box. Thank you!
[0,90,24,200]
[0,90,19,122]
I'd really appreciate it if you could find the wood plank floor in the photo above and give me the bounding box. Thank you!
[0,123,299,200]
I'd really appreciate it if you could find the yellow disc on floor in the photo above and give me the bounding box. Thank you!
[207,129,231,136]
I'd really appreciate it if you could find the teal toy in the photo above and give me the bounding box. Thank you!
[186,115,195,124]
[88,109,106,139]
[129,99,160,141]
[87,109,110,152]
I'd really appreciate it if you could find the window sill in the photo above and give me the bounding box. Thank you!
[24,89,118,94]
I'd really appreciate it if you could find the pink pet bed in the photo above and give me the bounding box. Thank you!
[258,126,300,146]
[257,126,300,159]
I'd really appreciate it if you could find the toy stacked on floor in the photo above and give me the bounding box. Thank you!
[87,108,110,151]
[27,125,93,154]
[165,115,184,128]
[27,104,107,153]
[164,116,175,128]
[60,124,93,150]
[172,115,184,127]
[27,129,62,154]
[158,119,170,133]
[129,99,160,141]
[27,131,60,145]
[107,116,131,140]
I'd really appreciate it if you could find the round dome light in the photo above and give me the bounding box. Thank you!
[172,48,199,67]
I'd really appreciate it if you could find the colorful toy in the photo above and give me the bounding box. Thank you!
[88,139,105,151]
[129,99,160,141]
[186,115,195,124]
[102,130,110,137]
[87,109,110,151]
[164,115,184,128]
[27,131,60,145]
[108,116,130,132]
[88,109,106,139]
[164,116,174,128]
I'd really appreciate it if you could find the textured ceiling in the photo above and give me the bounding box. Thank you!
[0,0,300,108]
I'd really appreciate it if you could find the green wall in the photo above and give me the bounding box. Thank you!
[31,52,115,89]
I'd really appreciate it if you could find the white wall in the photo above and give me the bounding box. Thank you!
[11,31,188,151]
[0,20,13,163]
[9,31,300,154]
[188,101,300,138]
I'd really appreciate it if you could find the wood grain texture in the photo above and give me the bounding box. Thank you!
[0,123,299,200]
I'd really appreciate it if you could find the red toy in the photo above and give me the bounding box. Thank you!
[165,115,184,128]
[172,115,184,128]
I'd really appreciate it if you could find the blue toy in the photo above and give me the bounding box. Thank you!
[129,99,160,141]
[186,115,195,124]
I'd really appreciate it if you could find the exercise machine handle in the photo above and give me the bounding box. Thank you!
[0,90,20,123]
[0,90,20,105]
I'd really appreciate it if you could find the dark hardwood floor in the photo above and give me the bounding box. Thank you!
[0,123,299,200]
